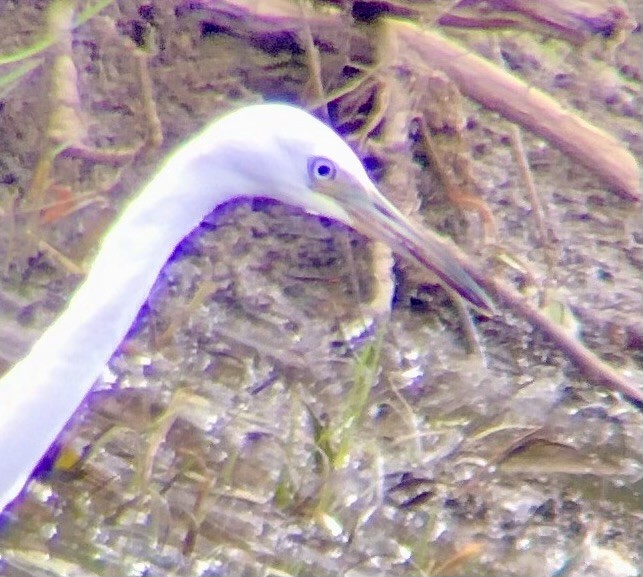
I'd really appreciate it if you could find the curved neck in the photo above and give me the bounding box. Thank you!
[0,144,236,513]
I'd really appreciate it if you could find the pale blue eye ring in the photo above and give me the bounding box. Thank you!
[309,156,336,181]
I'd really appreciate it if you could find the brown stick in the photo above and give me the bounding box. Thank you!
[194,1,639,200]
[452,248,643,406]
[389,18,639,200]
[438,0,636,47]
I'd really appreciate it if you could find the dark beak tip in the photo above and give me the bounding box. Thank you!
[476,296,497,317]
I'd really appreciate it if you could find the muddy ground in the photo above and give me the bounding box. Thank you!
[0,1,641,576]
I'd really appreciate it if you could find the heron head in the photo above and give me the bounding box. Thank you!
[190,103,492,312]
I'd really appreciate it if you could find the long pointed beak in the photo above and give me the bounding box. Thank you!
[327,181,494,313]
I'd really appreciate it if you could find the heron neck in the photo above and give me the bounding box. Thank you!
[0,150,235,513]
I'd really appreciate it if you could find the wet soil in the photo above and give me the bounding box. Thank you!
[0,1,641,576]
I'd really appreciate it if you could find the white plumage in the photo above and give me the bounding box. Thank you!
[0,104,490,514]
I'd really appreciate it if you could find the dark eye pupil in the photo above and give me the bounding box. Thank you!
[316,163,331,177]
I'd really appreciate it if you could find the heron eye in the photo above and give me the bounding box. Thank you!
[308,157,336,181]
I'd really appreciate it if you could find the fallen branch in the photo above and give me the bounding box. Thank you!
[189,1,639,200]
[454,246,643,406]
[388,18,640,200]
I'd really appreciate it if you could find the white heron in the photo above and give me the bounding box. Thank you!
[0,103,492,514]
